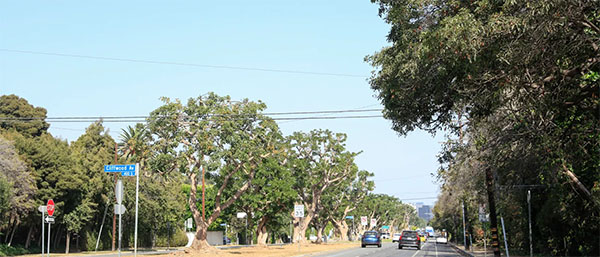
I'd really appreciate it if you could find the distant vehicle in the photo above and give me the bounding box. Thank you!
[398,230,421,250]
[361,231,382,248]
[425,226,435,237]
[309,235,318,241]
[436,236,448,244]
[392,233,402,243]
[418,231,427,242]
[381,232,390,239]
[223,236,231,245]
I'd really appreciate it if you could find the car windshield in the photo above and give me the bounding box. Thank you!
[403,231,418,237]
[365,232,378,237]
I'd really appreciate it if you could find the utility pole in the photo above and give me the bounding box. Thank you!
[112,143,117,251]
[486,167,502,257]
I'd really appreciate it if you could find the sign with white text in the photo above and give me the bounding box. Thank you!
[294,205,304,218]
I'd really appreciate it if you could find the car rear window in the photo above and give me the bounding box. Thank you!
[365,232,378,237]
[402,231,417,237]
[394,233,402,236]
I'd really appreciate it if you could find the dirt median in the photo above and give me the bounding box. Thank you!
[152,242,358,257]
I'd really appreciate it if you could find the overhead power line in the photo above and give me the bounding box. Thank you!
[0,115,383,123]
[0,49,366,78]
[0,108,383,123]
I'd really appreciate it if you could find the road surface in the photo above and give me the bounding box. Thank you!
[309,240,460,257]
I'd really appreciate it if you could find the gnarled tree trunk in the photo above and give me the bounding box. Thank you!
[256,216,269,246]
[65,232,70,254]
[332,219,349,241]
[292,212,313,244]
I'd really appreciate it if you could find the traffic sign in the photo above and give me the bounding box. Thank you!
[114,204,126,215]
[116,180,123,204]
[360,216,368,226]
[47,199,55,216]
[382,225,390,229]
[186,218,193,228]
[104,164,136,172]
[370,218,377,227]
[38,206,47,213]
[237,212,247,218]
[294,205,304,218]
[121,170,136,176]
[45,216,55,223]
[345,216,354,219]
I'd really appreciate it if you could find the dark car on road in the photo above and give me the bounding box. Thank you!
[361,231,382,248]
[398,230,421,250]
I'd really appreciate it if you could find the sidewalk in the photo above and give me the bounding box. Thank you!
[449,243,494,257]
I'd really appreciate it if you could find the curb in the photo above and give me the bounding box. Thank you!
[449,243,475,257]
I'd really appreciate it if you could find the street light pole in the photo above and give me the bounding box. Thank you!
[528,190,532,257]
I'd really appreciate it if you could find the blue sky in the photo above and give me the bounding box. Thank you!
[0,1,443,205]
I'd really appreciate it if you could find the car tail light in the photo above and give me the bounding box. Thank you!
[399,234,402,241]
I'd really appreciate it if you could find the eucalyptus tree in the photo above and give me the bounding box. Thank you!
[235,143,295,246]
[287,129,360,243]
[324,170,374,241]
[0,137,36,245]
[147,93,281,249]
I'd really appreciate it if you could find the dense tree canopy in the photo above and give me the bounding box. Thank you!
[369,0,599,255]
[0,95,49,137]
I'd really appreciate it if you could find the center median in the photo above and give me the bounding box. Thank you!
[146,241,359,257]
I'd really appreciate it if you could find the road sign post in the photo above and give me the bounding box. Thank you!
[134,163,139,257]
[115,179,123,257]
[293,205,304,252]
[104,163,139,257]
[38,206,46,257]
[46,199,54,257]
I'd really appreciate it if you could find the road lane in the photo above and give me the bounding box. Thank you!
[310,239,461,257]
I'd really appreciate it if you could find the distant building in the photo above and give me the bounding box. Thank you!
[417,204,433,221]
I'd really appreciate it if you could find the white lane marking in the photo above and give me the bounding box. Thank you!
[435,241,439,257]
[411,243,421,257]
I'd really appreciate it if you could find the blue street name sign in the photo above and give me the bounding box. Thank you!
[345,216,354,219]
[121,171,136,177]
[382,225,390,229]
[104,164,136,172]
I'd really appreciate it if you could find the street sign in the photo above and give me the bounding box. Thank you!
[186,218,193,229]
[382,225,390,229]
[121,170,136,177]
[370,218,377,227]
[38,206,47,213]
[104,164,136,172]
[45,216,55,223]
[237,212,247,218]
[116,180,123,204]
[345,216,354,219]
[294,205,304,218]
[114,204,126,215]
[360,216,368,226]
[47,199,55,216]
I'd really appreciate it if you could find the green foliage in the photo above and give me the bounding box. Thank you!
[368,0,600,254]
[0,244,32,256]
[0,94,49,137]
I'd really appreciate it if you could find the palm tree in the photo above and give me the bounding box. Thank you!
[119,123,151,175]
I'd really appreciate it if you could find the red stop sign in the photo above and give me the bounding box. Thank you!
[47,199,55,216]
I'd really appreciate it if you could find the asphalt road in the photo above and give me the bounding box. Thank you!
[310,240,460,257]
